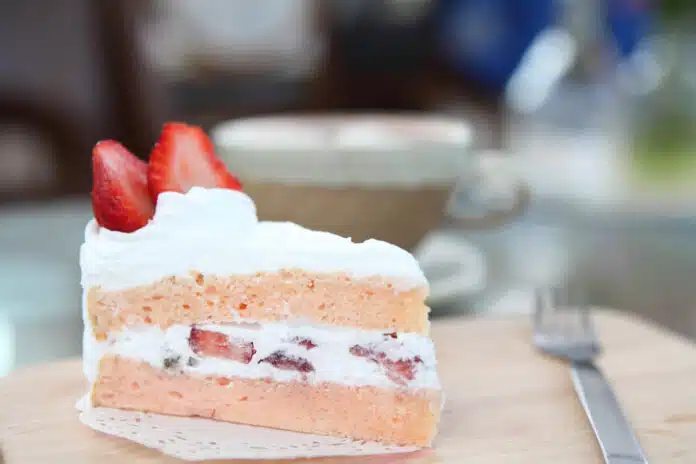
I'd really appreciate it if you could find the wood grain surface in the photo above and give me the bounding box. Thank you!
[1,309,695,463]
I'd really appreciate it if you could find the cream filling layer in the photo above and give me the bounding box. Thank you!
[85,321,440,391]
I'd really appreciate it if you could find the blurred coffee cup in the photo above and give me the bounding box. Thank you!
[213,114,528,303]
[215,114,526,243]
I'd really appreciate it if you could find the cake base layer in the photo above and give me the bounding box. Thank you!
[92,355,441,446]
[87,270,429,339]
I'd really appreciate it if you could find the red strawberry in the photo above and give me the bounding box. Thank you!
[91,140,155,232]
[148,122,242,200]
[291,336,317,350]
[349,345,376,359]
[189,327,255,364]
[350,345,422,386]
[383,358,422,385]
[258,351,314,373]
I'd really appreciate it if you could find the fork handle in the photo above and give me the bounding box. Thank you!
[571,361,648,464]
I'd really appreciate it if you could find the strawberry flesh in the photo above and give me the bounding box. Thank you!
[91,140,154,232]
[148,122,242,201]
[258,351,314,373]
[189,327,255,364]
[292,336,317,350]
[382,358,422,385]
[350,345,422,386]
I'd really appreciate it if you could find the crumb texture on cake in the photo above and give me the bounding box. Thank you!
[92,356,441,446]
[87,269,430,338]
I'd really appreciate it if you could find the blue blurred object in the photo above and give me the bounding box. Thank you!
[608,0,652,57]
[437,0,556,90]
[436,0,652,91]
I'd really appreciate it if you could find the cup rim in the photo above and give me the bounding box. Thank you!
[212,113,474,186]
[212,113,473,153]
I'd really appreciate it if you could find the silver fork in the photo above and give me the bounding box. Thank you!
[533,289,648,464]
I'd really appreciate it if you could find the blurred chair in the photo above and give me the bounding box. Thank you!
[0,0,163,203]
[0,98,85,201]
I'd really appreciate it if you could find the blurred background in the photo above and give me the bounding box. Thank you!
[1,0,695,375]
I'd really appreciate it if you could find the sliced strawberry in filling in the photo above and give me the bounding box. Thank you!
[189,327,256,364]
[382,358,422,385]
[291,336,317,350]
[258,351,314,373]
[350,345,422,386]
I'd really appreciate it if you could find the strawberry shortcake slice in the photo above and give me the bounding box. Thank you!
[81,123,443,446]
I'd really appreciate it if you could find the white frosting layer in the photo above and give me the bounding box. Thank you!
[80,187,427,291]
[84,321,440,391]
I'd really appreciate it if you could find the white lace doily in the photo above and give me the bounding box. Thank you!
[76,395,421,461]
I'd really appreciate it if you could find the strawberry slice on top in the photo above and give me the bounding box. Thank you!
[92,140,155,233]
[148,122,242,201]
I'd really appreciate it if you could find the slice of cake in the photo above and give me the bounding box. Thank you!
[81,122,442,446]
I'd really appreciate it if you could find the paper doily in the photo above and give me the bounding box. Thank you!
[77,395,421,461]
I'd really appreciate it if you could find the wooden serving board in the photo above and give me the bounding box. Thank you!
[1,310,695,463]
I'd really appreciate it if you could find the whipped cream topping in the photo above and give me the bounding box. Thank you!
[83,321,440,391]
[80,187,427,291]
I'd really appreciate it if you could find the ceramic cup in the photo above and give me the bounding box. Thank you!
[213,114,528,304]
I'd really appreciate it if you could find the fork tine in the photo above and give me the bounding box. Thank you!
[533,285,601,361]
[580,305,591,330]
[579,304,601,349]
[534,287,554,330]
